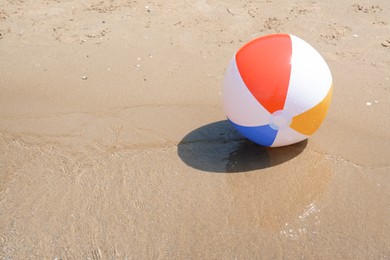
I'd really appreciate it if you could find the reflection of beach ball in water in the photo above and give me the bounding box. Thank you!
[223,34,333,147]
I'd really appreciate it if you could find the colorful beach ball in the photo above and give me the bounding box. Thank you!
[223,34,333,147]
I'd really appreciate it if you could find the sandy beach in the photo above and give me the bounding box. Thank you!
[1,0,389,259]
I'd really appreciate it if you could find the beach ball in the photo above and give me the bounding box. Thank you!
[223,34,333,147]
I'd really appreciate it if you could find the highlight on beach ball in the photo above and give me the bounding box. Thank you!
[223,34,333,147]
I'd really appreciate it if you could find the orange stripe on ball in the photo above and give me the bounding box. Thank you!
[290,85,333,135]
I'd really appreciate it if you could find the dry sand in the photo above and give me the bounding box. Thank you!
[1,0,389,259]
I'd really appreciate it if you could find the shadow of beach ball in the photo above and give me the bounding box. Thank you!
[177,120,307,173]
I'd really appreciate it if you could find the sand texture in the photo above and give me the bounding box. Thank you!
[1,0,390,259]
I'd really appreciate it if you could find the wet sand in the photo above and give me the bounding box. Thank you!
[1,0,390,259]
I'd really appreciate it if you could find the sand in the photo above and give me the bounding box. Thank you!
[0,0,389,259]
